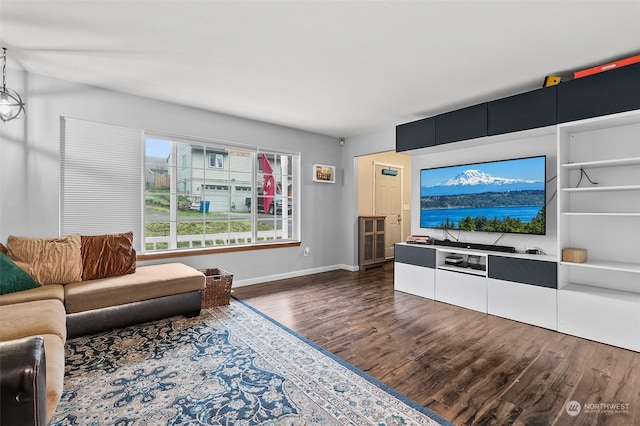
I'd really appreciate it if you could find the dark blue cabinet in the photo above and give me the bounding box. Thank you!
[488,86,557,135]
[435,103,488,145]
[396,117,435,152]
[557,63,640,123]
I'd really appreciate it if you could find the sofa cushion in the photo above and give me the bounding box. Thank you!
[0,253,39,295]
[81,232,136,280]
[64,263,205,313]
[7,234,83,285]
[0,299,67,342]
[0,284,65,306]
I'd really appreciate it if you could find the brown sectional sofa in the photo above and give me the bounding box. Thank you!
[0,234,206,425]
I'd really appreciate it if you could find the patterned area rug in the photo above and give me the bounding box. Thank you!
[51,299,450,425]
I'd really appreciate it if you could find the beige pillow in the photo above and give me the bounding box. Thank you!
[7,234,83,285]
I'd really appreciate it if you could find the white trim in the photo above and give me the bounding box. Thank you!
[232,264,358,287]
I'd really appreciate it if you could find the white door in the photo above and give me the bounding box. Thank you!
[374,164,403,259]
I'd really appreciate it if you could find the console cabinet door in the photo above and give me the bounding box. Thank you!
[488,278,557,330]
[394,262,435,299]
[435,269,487,313]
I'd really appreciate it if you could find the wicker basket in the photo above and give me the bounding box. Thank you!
[199,268,233,308]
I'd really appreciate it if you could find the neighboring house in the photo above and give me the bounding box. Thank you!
[175,144,287,213]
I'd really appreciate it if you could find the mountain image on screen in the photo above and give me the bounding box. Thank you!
[420,156,546,235]
[424,169,544,196]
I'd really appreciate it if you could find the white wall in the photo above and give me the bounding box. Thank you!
[339,126,559,269]
[0,70,344,285]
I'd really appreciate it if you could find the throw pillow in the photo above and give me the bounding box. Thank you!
[0,242,7,255]
[0,253,39,294]
[7,234,83,285]
[81,232,136,280]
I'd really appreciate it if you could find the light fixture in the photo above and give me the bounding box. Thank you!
[0,47,25,122]
[381,168,398,176]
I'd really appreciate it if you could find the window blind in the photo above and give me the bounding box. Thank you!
[60,117,143,250]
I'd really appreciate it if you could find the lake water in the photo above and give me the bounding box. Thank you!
[420,205,542,228]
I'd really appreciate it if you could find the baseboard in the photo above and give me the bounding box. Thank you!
[233,264,359,287]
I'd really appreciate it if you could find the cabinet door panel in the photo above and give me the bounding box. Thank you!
[488,87,557,135]
[435,103,488,145]
[396,117,436,152]
[435,269,487,313]
[558,63,640,123]
[394,262,435,299]
[488,278,557,330]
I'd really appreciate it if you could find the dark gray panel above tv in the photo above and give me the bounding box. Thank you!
[435,103,488,145]
[396,117,435,152]
[487,86,557,136]
[557,62,640,123]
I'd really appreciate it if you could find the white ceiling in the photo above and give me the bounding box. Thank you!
[1,1,639,138]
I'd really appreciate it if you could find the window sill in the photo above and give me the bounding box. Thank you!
[137,241,301,261]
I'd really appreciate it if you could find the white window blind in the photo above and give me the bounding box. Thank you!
[60,117,143,250]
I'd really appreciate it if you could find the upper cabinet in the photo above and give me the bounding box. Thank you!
[435,103,487,145]
[487,86,557,136]
[397,61,639,152]
[557,63,640,123]
[396,116,435,152]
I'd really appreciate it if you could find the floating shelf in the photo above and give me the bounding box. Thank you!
[561,212,640,217]
[560,260,640,274]
[561,283,640,302]
[561,156,640,169]
[436,265,487,277]
[561,185,640,192]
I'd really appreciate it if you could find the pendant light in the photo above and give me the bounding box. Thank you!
[0,48,25,122]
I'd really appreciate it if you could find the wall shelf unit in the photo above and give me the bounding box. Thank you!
[557,109,640,352]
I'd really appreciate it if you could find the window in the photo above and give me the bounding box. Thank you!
[144,135,298,253]
[209,153,224,169]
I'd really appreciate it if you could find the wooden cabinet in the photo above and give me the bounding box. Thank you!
[358,216,386,269]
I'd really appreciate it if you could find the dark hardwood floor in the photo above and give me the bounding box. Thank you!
[232,261,639,426]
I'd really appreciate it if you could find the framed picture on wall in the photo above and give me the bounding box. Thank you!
[313,164,335,183]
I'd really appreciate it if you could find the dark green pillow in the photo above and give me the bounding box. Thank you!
[0,253,39,295]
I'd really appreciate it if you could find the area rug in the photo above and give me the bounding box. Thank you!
[51,298,450,425]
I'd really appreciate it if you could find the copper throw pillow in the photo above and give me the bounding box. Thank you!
[81,232,136,281]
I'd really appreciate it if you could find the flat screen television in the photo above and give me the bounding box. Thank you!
[420,155,546,235]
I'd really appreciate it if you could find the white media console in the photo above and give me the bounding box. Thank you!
[396,110,640,353]
[394,243,559,331]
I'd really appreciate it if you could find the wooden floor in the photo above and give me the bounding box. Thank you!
[233,262,639,426]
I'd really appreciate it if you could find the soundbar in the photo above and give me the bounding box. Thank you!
[431,239,516,253]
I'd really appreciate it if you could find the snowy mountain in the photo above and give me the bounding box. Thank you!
[439,169,539,187]
[422,169,544,197]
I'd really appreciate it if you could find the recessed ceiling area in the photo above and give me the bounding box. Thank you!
[1,1,639,137]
